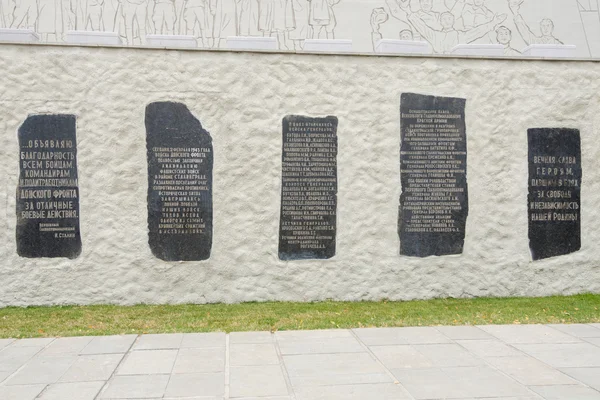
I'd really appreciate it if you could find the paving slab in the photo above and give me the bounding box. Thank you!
[230,343,279,366]
[229,365,288,398]
[412,343,485,367]
[40,336,94,355]
[514,343,600,368]
[485,355,579,385]
[283,352,386,377]
[560,367,600,391]
[59,353,124,382]
[289,372,392,387]
[294,382,413,400]
[7,338,55,347]
[0,339,15,350]
[180,332,226,348]
[436,325,494,340]
[392,366,534,399]
[456,339,525,358]
[277,337,365,355]
[585,337,600,347]
[275,329,353,341]
[227,397,291,400]
[98,374,170,399]
[132,333,183,350]
[370,345,433,369]
[0,384,47,400]
[529,384,600,399]
[164,372,224,398]
[230,331,273,344]
[172,347,225,373]
[80,335,137,354]
[0,370,12,383]
[547,323,600,338]
[3,355,77,385]
[0,346,43,372]
[37,381,104,400]
[353,327,452,345]
[116,349,178,375]
[479,325,582,344]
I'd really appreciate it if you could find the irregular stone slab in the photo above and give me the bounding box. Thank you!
[399,93,468,257]
[528,128,581,260]
[16,114,81,258]
[146,102,213,261]
[278,115,338,260]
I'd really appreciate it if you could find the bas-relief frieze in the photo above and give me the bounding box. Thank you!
[0,0,597,57]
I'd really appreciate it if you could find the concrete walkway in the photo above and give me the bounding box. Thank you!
[1,324,600,400]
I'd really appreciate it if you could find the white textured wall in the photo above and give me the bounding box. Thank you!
[0,44,599,306]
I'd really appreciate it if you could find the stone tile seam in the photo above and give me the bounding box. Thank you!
[162,335,184,399]
[449,331,578,397]
[557,368,600,394]
[543,323,595,342]
[0,338,56,389]
[475,324,588,344]
[348,328,417,400]
[93,334,140,400]
[224,333,230,400]
[272,331,297,400]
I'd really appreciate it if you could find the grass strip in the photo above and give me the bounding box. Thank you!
[0,294,598,338]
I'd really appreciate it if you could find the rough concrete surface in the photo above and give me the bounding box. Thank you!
[0,44,599,306]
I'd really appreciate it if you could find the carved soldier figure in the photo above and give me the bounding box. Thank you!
[289,0,309,49]
[85,0,106,30]
[12,0,39,29]
[258,0,295,49]
[308,0,339,39]
[238,0,259,36]
[121,0,149,44]
[153,0,176,34]
[213,0,236,47]
[184,0,216,46]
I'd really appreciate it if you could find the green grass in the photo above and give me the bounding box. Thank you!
[1,294,599,338]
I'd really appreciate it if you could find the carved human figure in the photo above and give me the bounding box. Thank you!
[370,7,416,51]
[289,0,309,49]
[85,0,105,30]
[308,0,339,39]
[103,0,123,32]
[174,0,185,33]
[11,0,38,29]
[214,0,236,47]
[386,0,466,41]
[509,0,562,45]
[121,0,149,44]
[496,25,520,55]
[391,0,506,53]
[370,7,389,50]
[0,0,12,28]
[258,0,295,49]
[153,0,176,34]
[460,0,493,29]
[238,0,259,36]
[38,0,64,40]
[184,0,216,46]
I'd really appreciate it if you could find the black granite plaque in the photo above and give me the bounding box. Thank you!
[399,93,468,257]
[279,115,338,260]
[16,115,81,258]
[528,128,581,261]
[146,102,213,261]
